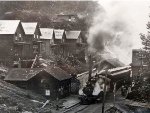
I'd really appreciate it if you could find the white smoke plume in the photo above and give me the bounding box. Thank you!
[88,0,149,65]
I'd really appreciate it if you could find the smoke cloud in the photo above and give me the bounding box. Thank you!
[88,0,149,65]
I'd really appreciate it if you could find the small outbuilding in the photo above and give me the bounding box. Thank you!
[5,66,72,99]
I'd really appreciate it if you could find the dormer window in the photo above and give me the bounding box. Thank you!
[14,33,23,42]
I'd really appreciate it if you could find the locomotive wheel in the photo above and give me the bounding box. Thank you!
[79,96,90,105]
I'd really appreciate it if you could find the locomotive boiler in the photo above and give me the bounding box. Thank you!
[78,65,131,104]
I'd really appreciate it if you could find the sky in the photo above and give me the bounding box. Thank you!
[87,0,150,64]
[98,0,150,49]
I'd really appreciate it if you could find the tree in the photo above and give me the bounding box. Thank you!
[140,24,150,71]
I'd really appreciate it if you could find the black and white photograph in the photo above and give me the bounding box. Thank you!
[0,0,149,113]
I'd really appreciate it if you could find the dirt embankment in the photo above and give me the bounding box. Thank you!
[0,79,53,113]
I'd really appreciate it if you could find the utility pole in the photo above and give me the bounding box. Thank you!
[102,70,108,113]
[88,54,92,81]
[113,83,117,106]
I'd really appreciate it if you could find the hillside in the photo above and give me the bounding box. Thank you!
[0,1,102,30]
[0,79,52,113]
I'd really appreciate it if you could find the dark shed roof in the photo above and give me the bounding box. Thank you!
[5,68,42,81]
[44,66,72,81]
[5,67,71,81]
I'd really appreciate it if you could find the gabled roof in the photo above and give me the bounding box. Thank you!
[44,66,72,81]
[5,68,41,81]
[0,20,20,34]
[65,31,81,39]
[102,58,125,67]
[54,29,64,39]
[40,28,53,39]
[5,66,72,81]
[21,22,38,35]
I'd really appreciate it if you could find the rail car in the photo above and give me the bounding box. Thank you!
[78,66,131,104]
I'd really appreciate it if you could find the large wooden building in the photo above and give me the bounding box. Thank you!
[5,66,72,99]
[0,19,86,66]
[51,30,85,61]
[64,30,85,59]
[0,20,28,66]
[21,22,42,58]
[40,28,54,58]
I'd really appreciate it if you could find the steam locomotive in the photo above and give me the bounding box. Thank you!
[78,66,131,104]
[78,74,110,104]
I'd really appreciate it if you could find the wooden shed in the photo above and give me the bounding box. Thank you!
[5,66,72,99]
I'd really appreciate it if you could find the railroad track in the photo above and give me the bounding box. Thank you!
[62,103,89,113]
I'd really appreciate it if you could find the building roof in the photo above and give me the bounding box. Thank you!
[54,29,64,39]
[21,22,38,35]
[65,31,81,39]
[95,58,125,72]
[103,58,125,67]
[5,68,41,81]
[0,20,20,34]
[44,66,72,81]
[108,66,131,74]
[40,28,53,40]
[5,67,71,81]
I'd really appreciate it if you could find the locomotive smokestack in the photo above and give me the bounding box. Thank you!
[88,55,93,81]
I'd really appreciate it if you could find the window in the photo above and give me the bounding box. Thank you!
[69,19,71,21]
[15,36,19,41]
[34,34,36,38]
[15,53,18,56]
[19,34,22,37]
[45,90,50,96]
[37,35,39,39]
[50,39,54,44]
[33,45,37,49]
[33,45,38,54]
[42,43,46,53]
